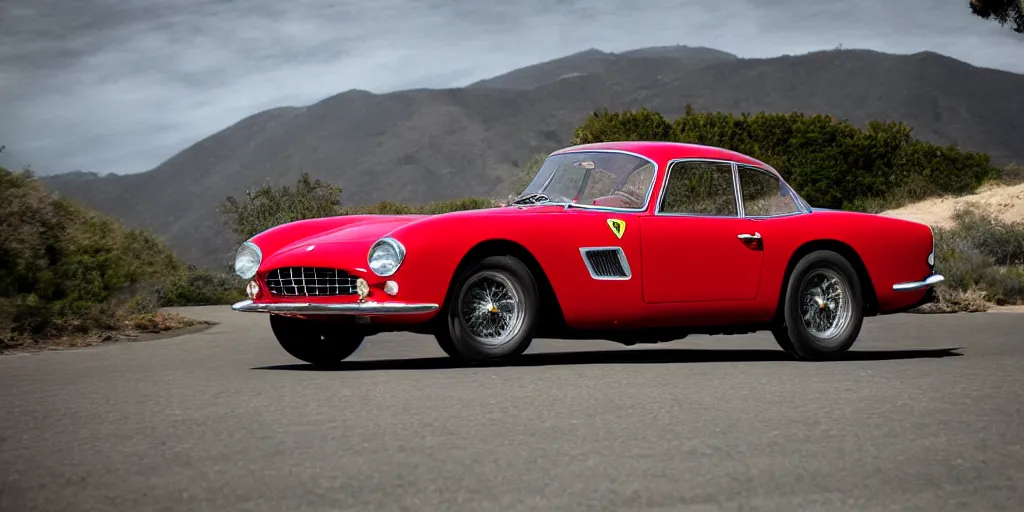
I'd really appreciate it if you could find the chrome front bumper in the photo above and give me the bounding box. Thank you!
[892,274,945,292]
[231,300,439,315]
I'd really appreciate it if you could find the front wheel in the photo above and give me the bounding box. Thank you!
[270,314,365,366]
[774,250,864,360]
[439,255,539,364]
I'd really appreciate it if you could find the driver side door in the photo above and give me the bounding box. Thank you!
[639,159,765,303]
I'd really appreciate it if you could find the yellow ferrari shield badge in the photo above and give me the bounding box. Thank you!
[607,218,626,239]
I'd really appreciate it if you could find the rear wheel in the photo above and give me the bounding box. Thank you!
[270,314,365,366]
[774,250,864,360]
[437,255,539,364]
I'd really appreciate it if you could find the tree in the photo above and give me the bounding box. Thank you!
[970,0,1024,33]
[219,173,344,243]
[572,107,676,145]
[575,106,1000,211]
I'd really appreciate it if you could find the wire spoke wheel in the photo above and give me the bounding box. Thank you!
[458,270,526,347]
[799,268,852,340]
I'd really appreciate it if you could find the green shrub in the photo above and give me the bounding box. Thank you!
[223,173,499,244]
[1000,163,1024,184]
[220,173,344,244]
[342,197,496,215]
[932,204,1024,307]
[572,106,1001,211]
[156,266,246,307]
[0,167,240,350]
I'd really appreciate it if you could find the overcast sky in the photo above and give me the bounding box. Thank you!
[1,0,1021,175]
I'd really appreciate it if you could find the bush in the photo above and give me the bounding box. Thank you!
[156,266,246,307]
[1002,163,1024,184]
[222,173,499,244]
[220,173,344,244]
[930,204,1024,308]
[0,167,239,350]
[346,197,498,216]
[572,106,1001,211]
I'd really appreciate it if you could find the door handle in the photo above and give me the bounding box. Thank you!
[737,232,763,251]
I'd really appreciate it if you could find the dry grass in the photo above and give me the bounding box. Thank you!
[901,200,1024,313]
[3,310,204,353]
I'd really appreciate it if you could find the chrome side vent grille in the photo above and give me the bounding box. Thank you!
[264,267,357,296]
[580,247,631,280]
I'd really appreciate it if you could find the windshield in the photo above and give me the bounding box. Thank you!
[516,151,656,209]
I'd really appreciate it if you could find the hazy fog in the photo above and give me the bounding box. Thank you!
[0,0,1021,175]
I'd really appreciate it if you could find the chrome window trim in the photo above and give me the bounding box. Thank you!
[520,149,660,213]
[579,246,632,280]
[734,164,810,218]
[654,158,741,218]
[732,162,745,217]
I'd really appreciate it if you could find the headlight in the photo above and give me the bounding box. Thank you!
[234,241,262,279]
[367,237,405,277]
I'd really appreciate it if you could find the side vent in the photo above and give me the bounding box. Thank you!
[580,247,631,280]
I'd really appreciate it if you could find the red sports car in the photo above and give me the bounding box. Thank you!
[232,141,944,365]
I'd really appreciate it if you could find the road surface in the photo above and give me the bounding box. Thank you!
[2,306,1023,511]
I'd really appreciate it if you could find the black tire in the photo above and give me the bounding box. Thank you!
[442,255,539,364]
[269,314,365,366]
[774,250,864,360]
[433,328,461,359]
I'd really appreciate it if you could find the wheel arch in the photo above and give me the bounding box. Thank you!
[438,239,567,333]
[775,239,880,319]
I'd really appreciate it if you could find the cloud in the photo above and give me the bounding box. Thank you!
[1,0,1020,175]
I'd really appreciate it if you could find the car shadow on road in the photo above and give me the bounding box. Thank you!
[252,347,964,372]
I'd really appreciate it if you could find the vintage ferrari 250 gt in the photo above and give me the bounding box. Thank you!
[231,141,943,365]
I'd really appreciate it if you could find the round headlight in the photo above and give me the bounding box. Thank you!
[367,237,405,277]
[234,241,262,279]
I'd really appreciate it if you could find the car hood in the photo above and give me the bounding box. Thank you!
[273,204,572,254]
[278,215,428,253]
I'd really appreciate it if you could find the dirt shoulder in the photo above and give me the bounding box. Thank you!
[881,182,1024,227]
[0,310,214,355]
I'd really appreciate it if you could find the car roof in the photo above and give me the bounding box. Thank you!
[551,141,779,176]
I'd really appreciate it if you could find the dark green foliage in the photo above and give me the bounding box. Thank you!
[572,107,676,144]
[221,173,344,244]
[572,107,1001,211]
[970,0,1024,33]
[347,197,497,216]
[221,172,498,243]
[155,266,246,307]
[1002,164,1024,184]
[0,167,242,349]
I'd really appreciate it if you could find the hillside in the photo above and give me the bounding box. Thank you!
[42,46,1024,269]
[467,46,738,90]
[883,182,1024,228]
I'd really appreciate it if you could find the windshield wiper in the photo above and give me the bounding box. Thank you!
[510,192,550,206]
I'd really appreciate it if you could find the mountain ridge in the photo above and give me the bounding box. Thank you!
[41,46,1024,269]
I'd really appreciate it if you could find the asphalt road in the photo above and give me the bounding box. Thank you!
[2,307,1024,511]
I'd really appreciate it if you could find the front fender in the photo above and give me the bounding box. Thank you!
[386,209,648,328]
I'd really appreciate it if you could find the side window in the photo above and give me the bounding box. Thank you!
[737,166,802,216]
[659,161,737,216]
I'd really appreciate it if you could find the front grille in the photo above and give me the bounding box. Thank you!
[581,248,630,279]
[264,267,357,296]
